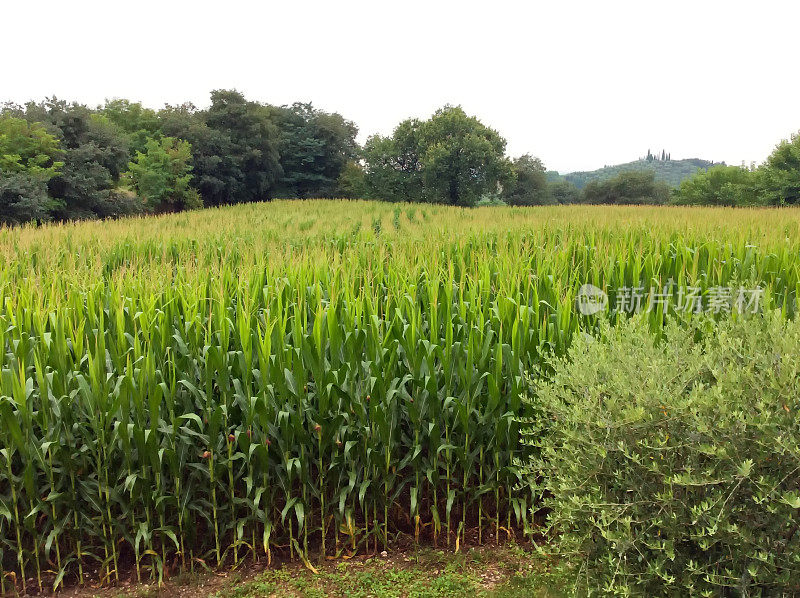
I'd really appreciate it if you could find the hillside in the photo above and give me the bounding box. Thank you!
[550,157,721,189]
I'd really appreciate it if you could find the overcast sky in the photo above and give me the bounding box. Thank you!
[3,0,798,173]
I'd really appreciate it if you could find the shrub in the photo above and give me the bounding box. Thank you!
[582,170,670,205]
[548,179,581,204]
[503,154,552,206]
[526,314,800,595]
[97,188,146,218]
[0,173,56,224]
[127,136,201,212]
[672,165,762,207]
[0,116,63,178]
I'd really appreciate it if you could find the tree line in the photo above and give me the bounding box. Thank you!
[0,91,360,224]
[671,140,800,206]
[1,90,799,224]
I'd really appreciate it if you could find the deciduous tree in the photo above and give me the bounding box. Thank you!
[418,106,512,206]
[547,179,581,204]
[127,137,200,212]
[199,89,282,205]
[503,154,551,205]
[759,132,800,205]
[363,118,426,202]
[364,106,511,206]
[101,99,162,157]
[16,98,136,219]
[271,103,358,197]
[0,174,55,224]
[0,117,63,178]
[673,165,760,206]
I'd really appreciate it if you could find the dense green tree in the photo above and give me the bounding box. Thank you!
[502,154,551,205]
[271,103,358,197]
[157,102,203,138]
[0,115,63,224]
[336,160,368,198]
[759,132,800,205]
[196,89,282,205]
[157,104,213,201]
[0,174,55,224]
[582,170,670,205]
[418,106,512,206]
[127,137,200,212]
[0,117,63,177]
[364,106,511,206]
[673,165,760,206]
[19,99,129,177]
[363,118,426,202]
[159,91,283,206]
[100,99,162,157]
[547,179,581,204]
[48,142,120,218]
[0,107,141,221]
[14,98,137,219]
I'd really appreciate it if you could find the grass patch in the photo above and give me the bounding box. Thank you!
[75,546,562,598]
[205,546,562,598]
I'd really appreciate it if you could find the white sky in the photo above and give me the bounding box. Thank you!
[2,0,799,173]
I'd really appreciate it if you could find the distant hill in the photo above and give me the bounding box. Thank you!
[549,156,722,189]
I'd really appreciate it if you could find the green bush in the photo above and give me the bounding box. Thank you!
[0,173,56,224]
[672,165,762,207]
[526,314,800,596]
[581,170,670,205]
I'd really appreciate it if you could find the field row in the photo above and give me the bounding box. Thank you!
[0,203,799,593]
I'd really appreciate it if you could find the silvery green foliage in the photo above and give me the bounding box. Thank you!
[525,313,800,596]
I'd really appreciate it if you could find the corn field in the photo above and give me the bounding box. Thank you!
[0,201,799,593]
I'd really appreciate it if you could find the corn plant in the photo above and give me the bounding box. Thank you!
[0,200,798,591]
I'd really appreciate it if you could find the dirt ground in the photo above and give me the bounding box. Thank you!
[11,541,562,598]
